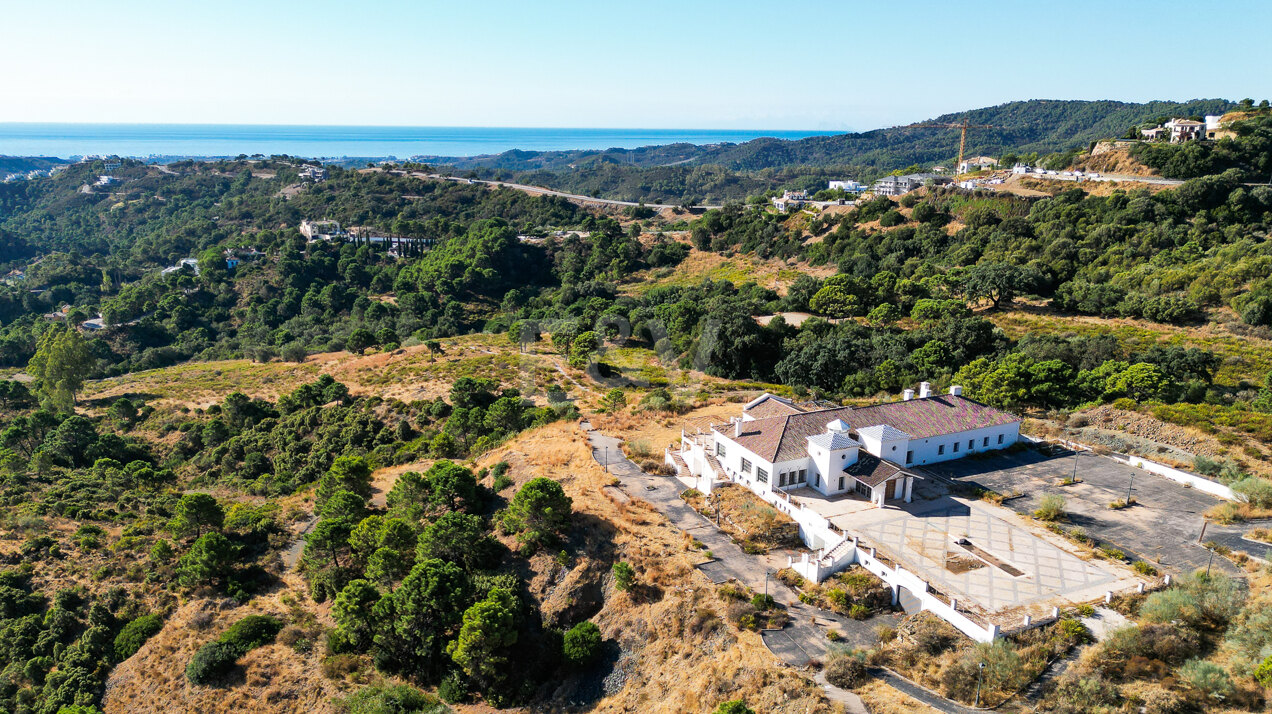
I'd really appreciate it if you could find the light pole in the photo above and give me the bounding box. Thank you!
[604,446,608,473]
[1071,448,1080,484]
[1206,547,1215,577]
[974,661,986,707]
[1125,470,1135,506]
[764,570,770,599]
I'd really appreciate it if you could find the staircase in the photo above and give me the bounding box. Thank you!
[819,537,857,572]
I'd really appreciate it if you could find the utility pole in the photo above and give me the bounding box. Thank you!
[1071,449,1079,484]
[1125,471,1135,505]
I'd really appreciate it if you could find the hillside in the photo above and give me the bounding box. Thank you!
[434,99,1236,174]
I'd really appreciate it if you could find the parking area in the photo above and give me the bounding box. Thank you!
[921,446,1236,575]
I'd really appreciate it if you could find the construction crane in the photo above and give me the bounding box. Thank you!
[911,120,1003,174]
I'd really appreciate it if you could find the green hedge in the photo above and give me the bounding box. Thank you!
[186,614,283,685]
[114,614,164,661]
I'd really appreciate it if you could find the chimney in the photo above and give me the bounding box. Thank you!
[902,389,915,401]
[949,385,963,396]
[919,382,931,399]
[734,418,742,438]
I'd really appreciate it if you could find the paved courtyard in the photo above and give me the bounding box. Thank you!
[852,500,1118,613]
[921,446,1238,575]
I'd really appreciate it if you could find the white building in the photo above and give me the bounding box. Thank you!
[1164,118,1205,143]
[670,383,1021,509]
[828,180,865,193]
[771,190,810,212]
[957,156,997,174]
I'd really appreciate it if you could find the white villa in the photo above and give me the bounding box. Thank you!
[670,383,1020,508]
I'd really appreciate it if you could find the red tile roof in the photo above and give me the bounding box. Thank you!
[720,395,1018,463]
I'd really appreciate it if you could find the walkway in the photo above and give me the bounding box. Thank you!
[583,421,878,713]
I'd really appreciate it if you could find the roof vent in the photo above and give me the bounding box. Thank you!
[826,418,850,433]
[949,385,963,396]
[902,389,915,401]
[918,382,932,399]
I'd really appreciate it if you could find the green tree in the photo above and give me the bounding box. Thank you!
[569,331,601,369]
[26,326,93,412]
[809,285,859,318]
[347,328,377,355]
[317,455,373,510]
[959,262,1036,309]
[612,561,635,591]
[168,493,224,539]
[501,477,573,550]
[177,532,237,588]
[448,587,519,691]
[563,621,602,666]
[375,558,471,679]
[600,388,627,413]
[332,579,381,650]
[416,512,497,571]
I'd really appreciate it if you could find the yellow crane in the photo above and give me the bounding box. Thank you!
[911,120,1003,174]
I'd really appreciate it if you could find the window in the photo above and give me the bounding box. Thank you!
[983,437,989,447]
[938,444,945,455]
[998,434,1004,444]
[969,439,974,451]
[740,458,752,473]
[838,476,845,491]
[756,468,768,483]
[953,442,960,453]
[799,469,807,483]
[814,473,820,487]
[717,442,726,457]
[855,480,871,497]
[906,450,913,464]
[779,472,787,487]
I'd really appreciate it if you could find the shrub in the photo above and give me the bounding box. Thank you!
[1141,685,1186,714]
[1133,560,1159,576]
[219,614,283,654]
[437,673,467,704]
[612,561,635,591]
[712,701,755,714]
[337,683,445,713]
[114,614,164,661]
[1140,572,1244,629]
[848,604,870,620]
[185,641,238,685]
[751,593,776,610]
[563,621,602,666]
[1177,658,1234,700]
[1233,477,1272,508]
[824,652,866,688]
[1034,493,1066,521]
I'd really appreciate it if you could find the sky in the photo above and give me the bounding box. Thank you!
[4,0,1271,130]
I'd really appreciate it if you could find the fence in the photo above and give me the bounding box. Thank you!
[1026,435,1235,500]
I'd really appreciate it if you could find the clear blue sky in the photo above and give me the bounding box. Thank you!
[5,0,1270,130]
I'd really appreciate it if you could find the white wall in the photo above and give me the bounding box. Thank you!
[904,422,1020,466]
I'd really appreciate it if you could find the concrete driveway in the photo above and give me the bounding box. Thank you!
[922,447,1238,575]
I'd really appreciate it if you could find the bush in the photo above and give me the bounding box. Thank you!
[1177,658,1233,700]
[1233,477,1272,508]
[219,614,283,654]
[437,673,467,704]
[712,701,755,714]
[612,561,635,591]
[563,621,602,666]
[848,604,870,620]
[185,641,238,685]
[337,683,445,713]
[824,652,866,688]
[1034,493,1066,521]
[114,614,164,661]
[1133,560,1159,576]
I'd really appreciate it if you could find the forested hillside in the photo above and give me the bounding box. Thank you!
[2,109,1272,712]
[439,99,1236,172]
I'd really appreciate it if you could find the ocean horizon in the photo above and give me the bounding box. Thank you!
[0,123,835,160]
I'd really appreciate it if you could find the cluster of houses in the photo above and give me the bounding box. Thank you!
[3,167,63,183]
[299,219,433,258]
[871,173,953,197]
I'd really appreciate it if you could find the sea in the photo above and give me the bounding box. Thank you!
[0,123,831,161]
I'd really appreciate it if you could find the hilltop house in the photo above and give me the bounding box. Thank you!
[828,180,866,193]
[771,190,810,212]
[668,383,1021,508]
[871,173,951,197]
[1165,118,1205,143]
